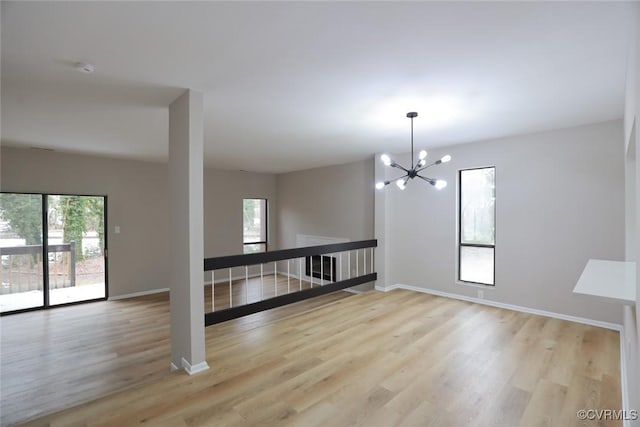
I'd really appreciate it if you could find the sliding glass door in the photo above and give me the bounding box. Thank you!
[0,194,44,312]
[47,195,106,305]
[0,193,107,314]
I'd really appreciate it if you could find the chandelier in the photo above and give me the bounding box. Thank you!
[376,112,451,190]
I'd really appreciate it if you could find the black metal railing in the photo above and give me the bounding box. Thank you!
[204,239,377,326]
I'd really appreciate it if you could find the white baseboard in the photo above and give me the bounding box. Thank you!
[170,359,210,376]
[619,329,631,427]
[182,358,209,375]
[109,288,169,301]
[376,283,622,331]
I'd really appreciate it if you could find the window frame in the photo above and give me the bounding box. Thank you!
[457,166,496,286]
[242,198,268,253]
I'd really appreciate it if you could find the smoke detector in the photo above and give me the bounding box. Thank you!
[75,62,95,74]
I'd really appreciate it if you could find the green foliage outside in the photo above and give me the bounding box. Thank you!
[243,199,257,235]
[85,197,105,254]
[0,193,42,245]
[61,196,86,261]
[1,194,105,259]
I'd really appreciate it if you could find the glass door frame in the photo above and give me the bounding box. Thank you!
[0,191,108,315]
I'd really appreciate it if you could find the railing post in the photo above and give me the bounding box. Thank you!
[245,266,249,304]
[9,255,14,293]
[70,241,76,287]
[363,248,366,276]
[211,270,215,312]
[287,260,290,294]
[260,264,264,300]
[371,248,374,274]
[330,254,333,283]
[53,253,58,289]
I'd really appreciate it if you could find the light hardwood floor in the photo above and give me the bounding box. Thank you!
[1,286,622,427]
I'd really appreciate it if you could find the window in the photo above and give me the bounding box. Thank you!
[458,167,495,285]
[243,199,267,253]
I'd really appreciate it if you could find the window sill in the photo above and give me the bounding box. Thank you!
[456,280,495,289]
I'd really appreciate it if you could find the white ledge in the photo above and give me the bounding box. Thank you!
[573,259,636,305]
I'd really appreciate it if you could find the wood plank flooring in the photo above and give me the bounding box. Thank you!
[1,287,622,427]
[0,275,345,426]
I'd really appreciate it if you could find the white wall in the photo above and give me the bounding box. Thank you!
[0,146,277,297]
[379,120,625,324]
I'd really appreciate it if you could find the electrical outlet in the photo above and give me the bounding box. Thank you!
[477,289,484,299]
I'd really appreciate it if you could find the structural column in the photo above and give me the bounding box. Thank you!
[168,89,208,374]
[374,153,387,290]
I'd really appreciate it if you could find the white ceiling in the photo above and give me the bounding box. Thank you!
[1,1,634,173]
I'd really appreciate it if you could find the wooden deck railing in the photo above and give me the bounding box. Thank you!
[0,243,76,293]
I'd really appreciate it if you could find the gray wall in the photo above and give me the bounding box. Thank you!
[276,158,375,290]
[378,120,625,324]
[205,168,277,257]
[0,146,277,297]
[276,157,375,249]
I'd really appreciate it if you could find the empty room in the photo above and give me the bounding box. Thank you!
[1,1,639,426]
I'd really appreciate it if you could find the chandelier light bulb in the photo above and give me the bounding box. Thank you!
[396,179,406,190]
[441,155,452,163]
[375,182,385,190]
[380,154,392,166]
[419,159,426,167]
[418,150,427,160]
[435,180,447,190]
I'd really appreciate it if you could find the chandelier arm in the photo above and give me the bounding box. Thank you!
[415,161,439,173]
[392,172,410,181]
[390,163,410,173]
[416,174,436,185]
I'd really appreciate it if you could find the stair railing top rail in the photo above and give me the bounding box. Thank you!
[204,239,377,271]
